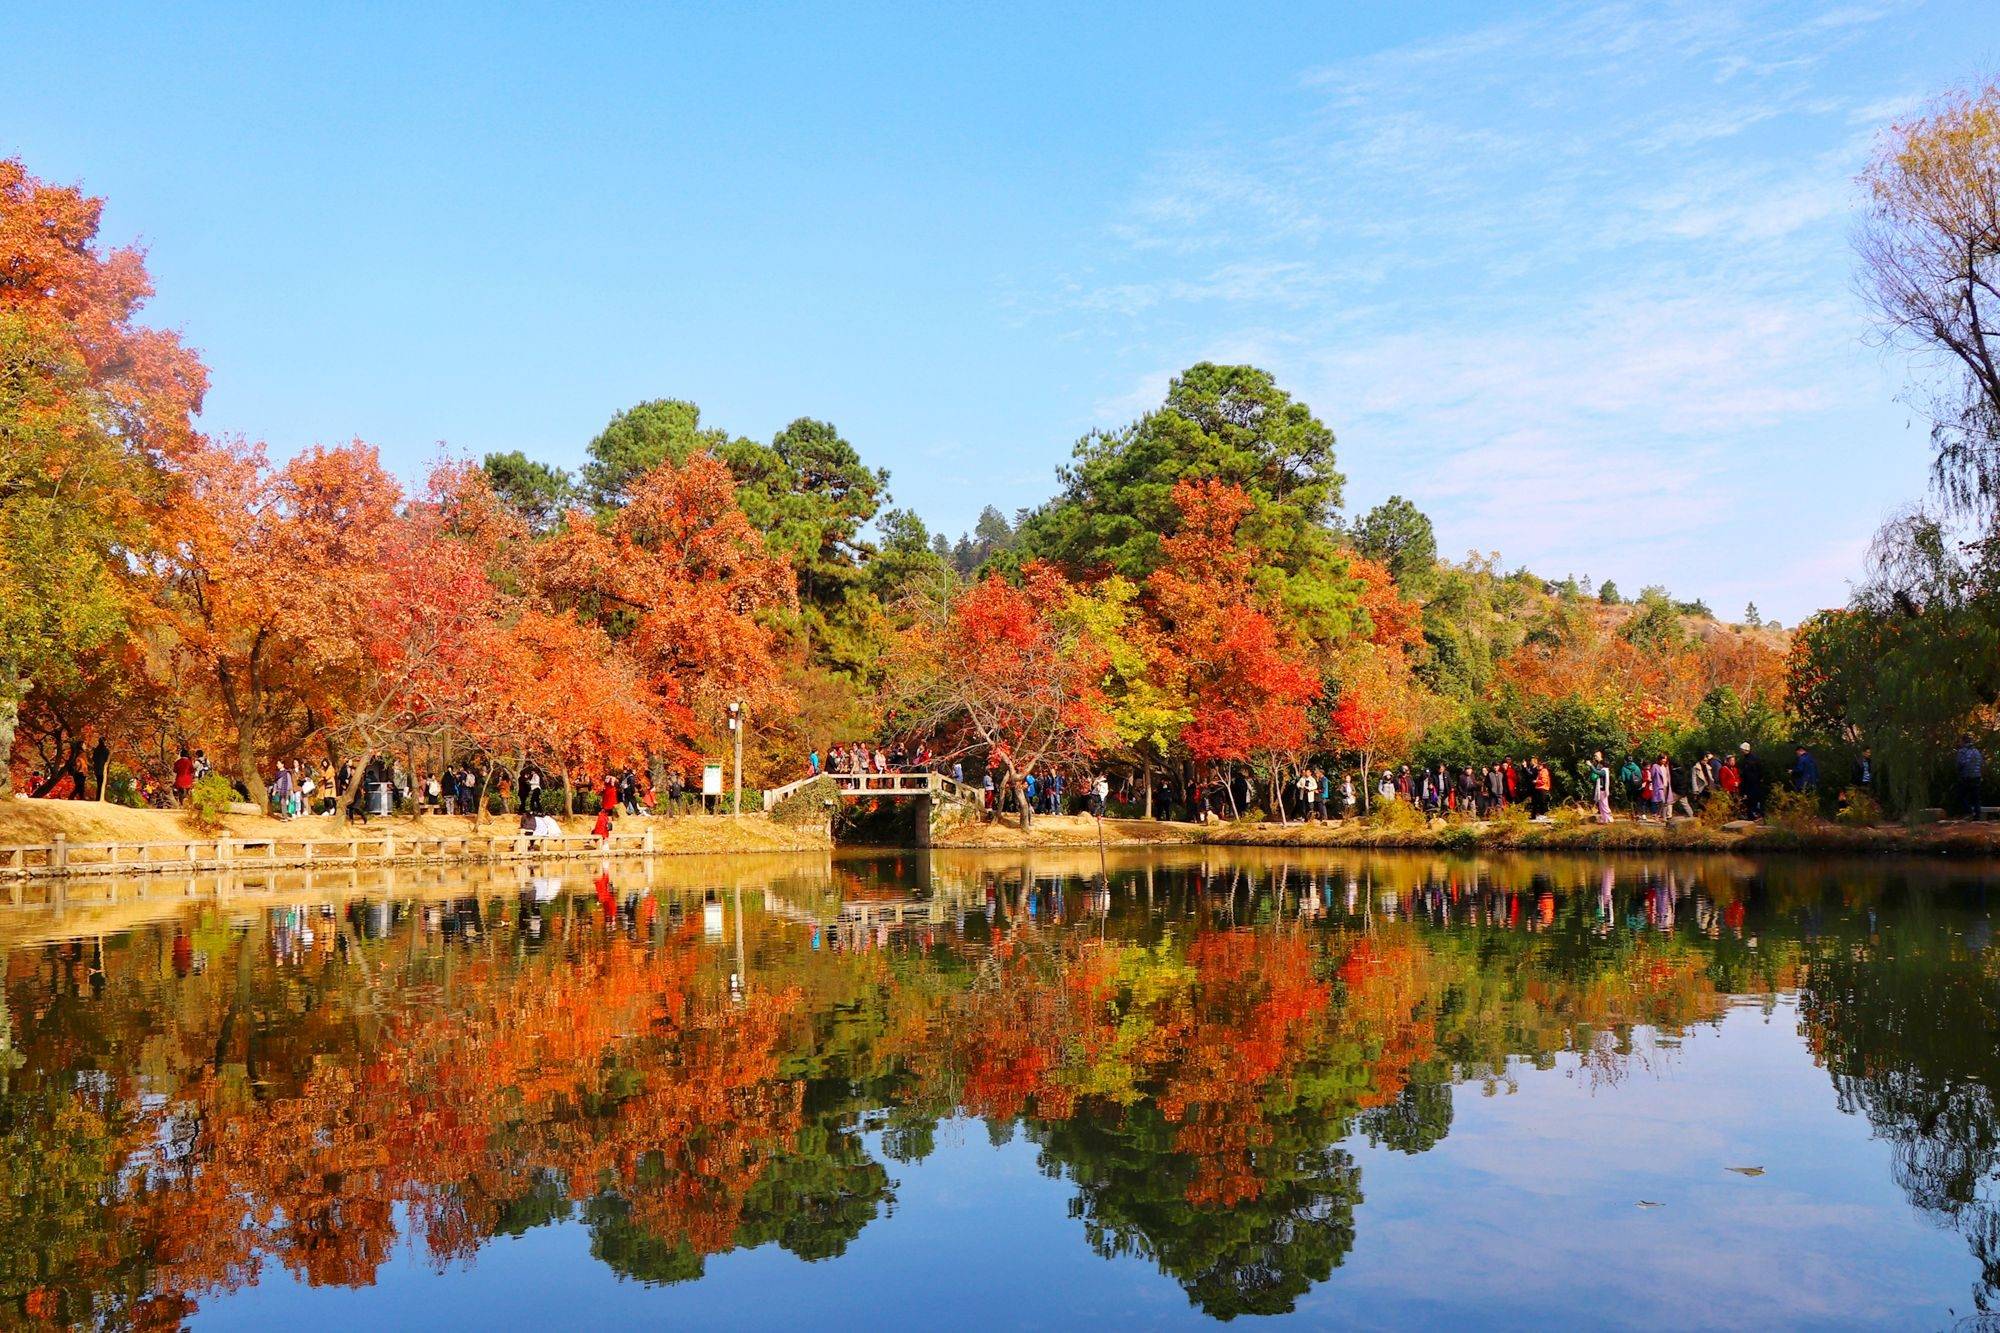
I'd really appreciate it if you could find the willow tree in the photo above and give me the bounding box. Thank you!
[1860,81,2000,527]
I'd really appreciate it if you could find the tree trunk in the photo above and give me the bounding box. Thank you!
[1271,767,1286,825]
[337,750,375,819]
[235,714,269,809]
[1001,762,1031,831]
[1361,753,1374,813]
[1142,757,1154,820]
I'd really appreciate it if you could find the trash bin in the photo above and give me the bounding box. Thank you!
[366,782,394,816]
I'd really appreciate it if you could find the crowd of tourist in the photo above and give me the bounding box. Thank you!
[18,731,1990,828]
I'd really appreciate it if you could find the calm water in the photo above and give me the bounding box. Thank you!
[6,848,2000,1330]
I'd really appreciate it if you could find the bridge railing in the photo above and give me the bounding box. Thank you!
[759,770,987,812]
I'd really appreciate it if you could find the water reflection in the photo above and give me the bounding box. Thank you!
[3,849,1998,1326]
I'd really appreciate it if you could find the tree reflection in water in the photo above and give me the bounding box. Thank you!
[0,852,1996,1323]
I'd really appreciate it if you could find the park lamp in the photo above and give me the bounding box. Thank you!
[726,702,741,732]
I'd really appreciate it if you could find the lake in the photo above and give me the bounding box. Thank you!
[5,847,1999,1330]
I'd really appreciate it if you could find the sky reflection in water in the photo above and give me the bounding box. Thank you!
[4,848,1998,1330]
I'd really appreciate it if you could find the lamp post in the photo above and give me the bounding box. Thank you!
[727,701,743,817]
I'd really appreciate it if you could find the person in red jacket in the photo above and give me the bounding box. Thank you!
[172,749,195,806]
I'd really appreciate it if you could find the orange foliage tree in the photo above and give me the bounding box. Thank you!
[1146,480,1320,815]
[889,562,1115,827]
[531,452,794,779]
[154,439,403,805]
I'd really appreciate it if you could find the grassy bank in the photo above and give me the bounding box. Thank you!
[0,797,831,858]
[1200,812,2000,856]
[929,813,1205,850]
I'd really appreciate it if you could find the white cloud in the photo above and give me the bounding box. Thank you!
[1022,0,1936,618]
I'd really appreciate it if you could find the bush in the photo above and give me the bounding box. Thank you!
[1764,788,1821,831]
[1837,790,1884,827]
[770,775,840,828]
[1368,798,1427,832]
[184,772,235,833]
[1697,791,1738,829]
[104,762,142,808]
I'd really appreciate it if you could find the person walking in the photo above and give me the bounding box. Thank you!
[1791,745,1820,795]
[1529,757,1552,817]
[1954,735,1985,819]
[172,749,195,806]
[90,736,111,801]
[1739,744,1767,819]
[1590,752,1613,823]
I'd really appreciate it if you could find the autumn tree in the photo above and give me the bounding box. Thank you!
[0,158,205,793]
[1859,80,2000,529]
[889,563,1113,828]
[1326,645,1428,808]
[1146,480,1319,816]
[532,450,794,778]
[156,438,402,805]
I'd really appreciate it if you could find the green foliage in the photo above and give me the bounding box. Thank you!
[1598,580,1621,605]
[948,505,1019,575]
[1619,588,1686,649]
[1350,495,1436,592]
[1765,787,1822,830]
[0,315,150,781]
[1015,363,1357,642]
[581,398,731,508]
[1838,789,1884,827]
[185,772,235,832]
[769,774,840,828]
[104,761,140,808]
[1369,798,1428,832]
[726,418,888,676]
[1787,512,2000,811]
[481,450,577,530]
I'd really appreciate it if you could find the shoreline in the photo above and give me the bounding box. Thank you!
[0,798,831,880]
[7,798,2000,877]
[929,811,2000,857]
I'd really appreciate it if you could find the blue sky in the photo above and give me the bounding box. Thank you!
[6,2,1992,621]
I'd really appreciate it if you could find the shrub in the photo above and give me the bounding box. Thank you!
[1837,790,1884,827]
[770,775,841,828]
[1764,788,1821,831]
[1368,798,1427,832]
[184,772,235,833]
[1697,791,1738,828]
[104,762,142,808]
